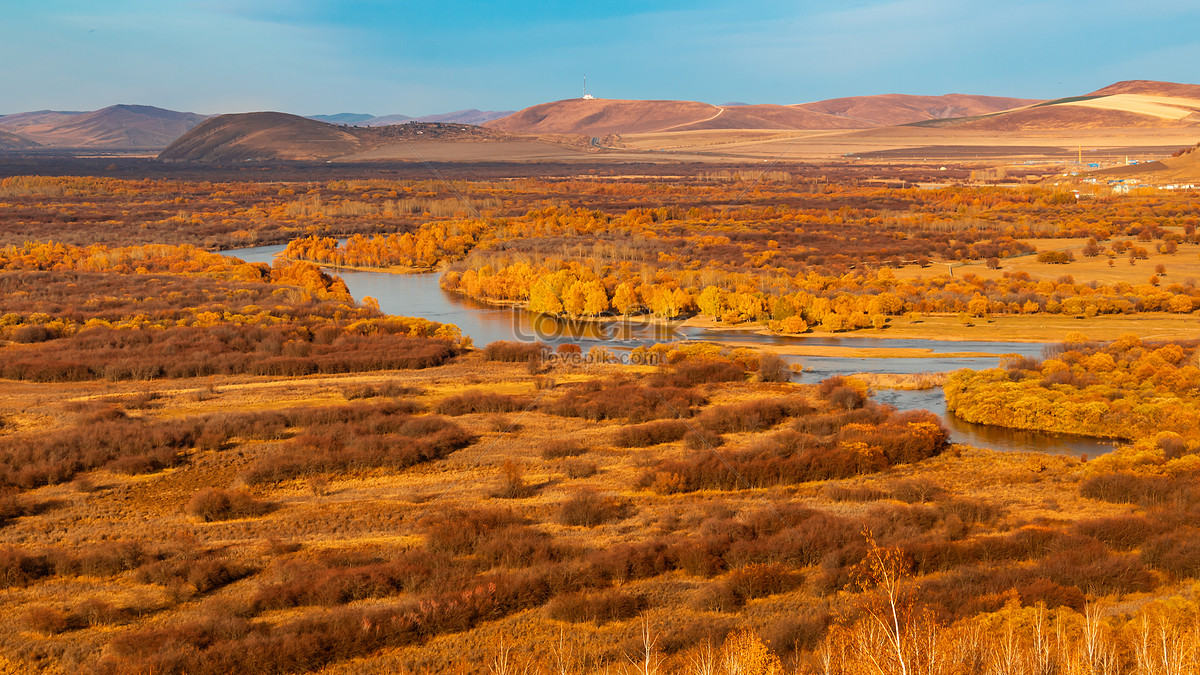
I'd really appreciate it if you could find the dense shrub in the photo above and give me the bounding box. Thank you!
[584,540,677,584]
[242,413,472,485]
[540,440,587,459]
[557,490,631,527]
[1141,529,1200,579]
[98,571,555,675]
[693,563,805,612]
[342,381,422,400]
[758,353,791,382]
[697,399,805,434]
[545,380,706,423]
[545,588,645,624]
[185,488,273,522]
[822,483,888,502]
[483,341,546,363]
[1080,472,1200,507]
[660,359,747,387]
[1035,542,1155,595]
[492,460,536,499]
[434,392,530,415]
[134,551,254,595]
[643,409,945,495]
[613,420,690,447]
[0,417,202,489]
[475,524,566,567]
[818,377,867,410]
[252,549,450,610]
[2,326,459,382]
[421,507,525,555]
[886,478,947,503]
[560,459,598,479]
[1074,515,1162,550]
[761,612,831,653]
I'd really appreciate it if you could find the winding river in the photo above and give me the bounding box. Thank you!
[229,244,1116,457]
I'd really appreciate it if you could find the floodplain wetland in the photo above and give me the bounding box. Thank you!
[0,165,1199,673]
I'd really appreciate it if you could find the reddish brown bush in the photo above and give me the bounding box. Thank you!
[557,490,631,527]
[25,605,74,634]
[758,353,791,382]
[1035,542,1155,595]
[1015,577,1087,612]
[818,377,866,410]
[1080,472,1200,507]
[560,459,598,479]
[483,340,547,362]
[886,477,947,503]
[822,483,888,502]
[762,613,832,654]
[421,507,525,555]
[694,563,805,612]
[698,398,805,434]
[584,540,676,583]
[659,618,736,654]
[684,426,725,450]
[492,460,536,499]
[1074,515,1162,550]
[540,440,587,459]
[135,551,254,595]
[613,420,690,447]
[475,524,567,567]
[546,588,645,624]
[185,488,273,522]
[242,413,472,485]
[252,549,450,610]
[342,381,422,400]
[1141,529,1200,579]
[434,392,530,415]
[545,379,706,423]
[0,416,202,489]
[646,422,926,494]
[661,359,748,387]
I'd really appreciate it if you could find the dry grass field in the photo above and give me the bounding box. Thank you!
[0,349,1119,674]
[1,162,1199,673]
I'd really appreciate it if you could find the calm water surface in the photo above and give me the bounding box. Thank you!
[228,244,1114,457]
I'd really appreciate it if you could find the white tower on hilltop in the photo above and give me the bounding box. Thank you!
[581,76,594,100]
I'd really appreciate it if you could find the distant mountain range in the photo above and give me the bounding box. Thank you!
[157,113,574,163]
[0,106,512,150]
[483,82,1200,135]
[910,80,1200,131]
[482,94,1044,136]
[0,105,207,149]
[307,110,514,127]
[5,81,1199,155]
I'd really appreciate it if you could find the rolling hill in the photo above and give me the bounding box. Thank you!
[484,98,866,135]
[160,112,365,162]
[485,93,1045,136]
[0,110,85,135]
[159,112,588,163]
[919,81,1200,131]
[0,129,38,150]
[0,105,207,149]
[793,93,1041,126]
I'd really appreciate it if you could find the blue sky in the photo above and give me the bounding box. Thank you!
[3,0,1199,116]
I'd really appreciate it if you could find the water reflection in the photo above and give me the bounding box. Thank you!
[786,355,1002,382]
[685,329,1048,358]
[224,243,1112,457]
[873,388,1118,458]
